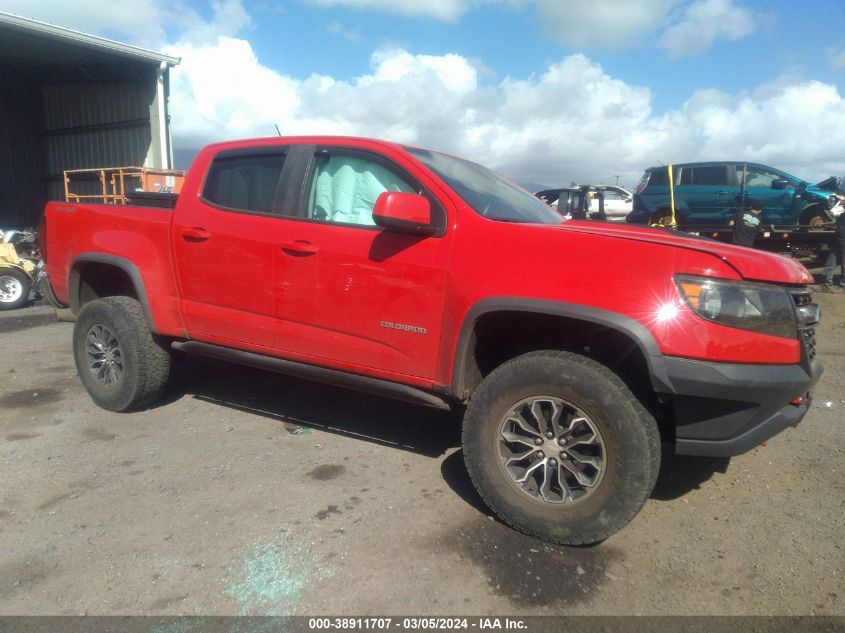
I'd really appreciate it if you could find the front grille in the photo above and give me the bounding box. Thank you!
[802,327,817,361]
[790,288,819,361]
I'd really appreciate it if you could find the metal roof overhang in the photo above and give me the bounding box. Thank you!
[0,11,179,83]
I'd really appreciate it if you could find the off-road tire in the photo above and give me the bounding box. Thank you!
[0,267,31,311]
[462,350,660,545]
[73,296,171,412]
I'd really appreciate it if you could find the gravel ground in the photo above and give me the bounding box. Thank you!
[0,292,842,616]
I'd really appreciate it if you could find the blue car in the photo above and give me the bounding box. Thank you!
[627,161,843,230]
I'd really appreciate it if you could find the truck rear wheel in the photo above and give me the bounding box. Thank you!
[73,296,171,412]
[462,350,660,545]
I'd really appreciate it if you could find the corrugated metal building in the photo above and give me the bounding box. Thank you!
[0,12,179,227]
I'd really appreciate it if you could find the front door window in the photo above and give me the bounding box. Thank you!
[305,153,416,226]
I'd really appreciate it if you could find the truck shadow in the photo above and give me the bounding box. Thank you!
[438,448,731,521]
[651,450,731,501]
[163,356,461,458]
[162,357,729,499]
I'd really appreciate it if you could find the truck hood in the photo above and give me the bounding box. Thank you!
[552,221,813,285]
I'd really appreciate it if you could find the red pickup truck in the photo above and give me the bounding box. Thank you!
[41,136,822,545]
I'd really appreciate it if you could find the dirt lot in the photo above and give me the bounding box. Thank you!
[0,292,843,617]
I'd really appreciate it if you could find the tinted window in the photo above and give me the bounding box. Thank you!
[646,167,680,186]
[691,166,727,186]
[648,169,668,186]
[203,153,286,213]
[304,152,416,226]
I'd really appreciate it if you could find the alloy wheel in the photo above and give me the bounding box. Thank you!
[85,324,124,386]
[498,396,606,505]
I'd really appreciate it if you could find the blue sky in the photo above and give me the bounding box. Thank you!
[236,0,845,115]
[3,0,845,187]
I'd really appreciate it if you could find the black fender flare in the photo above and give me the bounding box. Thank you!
[448,297,672,400]
[69,253,157,332]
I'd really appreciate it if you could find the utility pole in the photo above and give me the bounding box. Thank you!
[613,175,621,186]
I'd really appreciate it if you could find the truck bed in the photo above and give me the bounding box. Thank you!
[43,200,184,335]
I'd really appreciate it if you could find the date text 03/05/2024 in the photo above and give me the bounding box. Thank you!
[307,617,528,630]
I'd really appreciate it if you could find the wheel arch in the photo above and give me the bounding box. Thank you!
[449,298,672,403]
[69,253,157,332]
[798,202,832,225]
[0,264,31,278]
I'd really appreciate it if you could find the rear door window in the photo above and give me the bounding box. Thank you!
[690,166,728,186]
[202,153,286,213]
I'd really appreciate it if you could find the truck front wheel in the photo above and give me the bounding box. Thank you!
[73,296,172,412]
[462,350,660,545]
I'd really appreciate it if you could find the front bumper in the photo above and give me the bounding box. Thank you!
[656,354,823,457]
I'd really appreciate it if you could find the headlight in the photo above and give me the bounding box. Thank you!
[675,275,797,339]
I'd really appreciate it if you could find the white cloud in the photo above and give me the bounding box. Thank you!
[658,0,756,58]
[0,0,175,46]
[529,0,677,48]
[301,0,679,46]
[0,0,251,48]
[163,37,300,147]
[162,31,845,186]
[4,0,843,187]
[303,0,471,22]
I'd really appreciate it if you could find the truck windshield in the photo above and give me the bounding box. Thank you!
[407,147,563,224]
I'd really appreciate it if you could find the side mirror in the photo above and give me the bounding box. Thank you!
[373,192,436,235]
[772,179,789,190]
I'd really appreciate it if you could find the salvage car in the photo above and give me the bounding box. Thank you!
[589,185,632,221]
[40,137,822,546]
[536,185,631,222]
[627,161,844,229]
[0,228,39,310]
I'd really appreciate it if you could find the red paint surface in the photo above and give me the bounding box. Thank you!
[45,136,809,391]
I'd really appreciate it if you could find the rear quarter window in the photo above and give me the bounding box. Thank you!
[647,169,669,186]
[645,167,681,186]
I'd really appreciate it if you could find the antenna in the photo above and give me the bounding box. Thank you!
[274,124,282,136]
